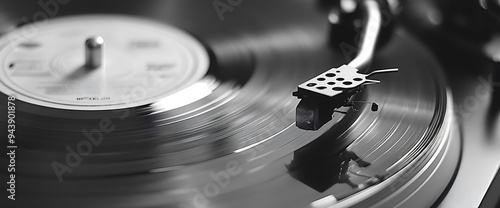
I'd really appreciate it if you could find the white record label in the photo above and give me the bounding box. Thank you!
[0,15,210,110]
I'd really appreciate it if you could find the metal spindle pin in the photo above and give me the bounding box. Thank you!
[85,36,104,68]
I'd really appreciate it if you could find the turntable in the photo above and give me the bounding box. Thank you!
[0,0,498,208]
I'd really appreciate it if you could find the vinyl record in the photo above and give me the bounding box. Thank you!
[0,1,460,208]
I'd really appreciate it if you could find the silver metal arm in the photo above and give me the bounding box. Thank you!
[347,0,382,71]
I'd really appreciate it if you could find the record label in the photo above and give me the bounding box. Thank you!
[0,15,210,110]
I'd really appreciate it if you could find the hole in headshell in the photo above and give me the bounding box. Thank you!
[325,73,335,77]
[317,77,326,81]
[317,86,327,90]
[343,81,353,85]
[353,78,363,81]
[306,83,316,87]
